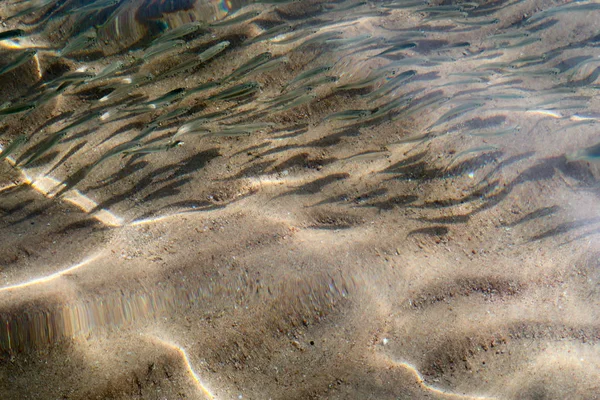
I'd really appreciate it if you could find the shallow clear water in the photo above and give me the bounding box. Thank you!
[1,0,600,399]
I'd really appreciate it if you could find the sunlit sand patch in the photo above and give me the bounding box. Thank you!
[379,355,497,400]
[0,40,42,78]
[0,155,123,226]
[145,335,215,400]
[0,182,19,193]
[0,251,102,292]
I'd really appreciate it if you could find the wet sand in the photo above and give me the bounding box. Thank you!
[1,0,600,399]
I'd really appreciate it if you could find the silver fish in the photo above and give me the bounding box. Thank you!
[273,93,316,111]
[272,28,320,45]
[23,132,67,166]
[447,145,499,169]
[60,33,96,56]
[151,22,204,45]
[0,102,36,117]
[0,134,27,162]
[248,56,289,76]
[427,102,484,130]
[68,0,119,15]
[94,140,142,166]
[0,49,36,76]
[208,82,260,101]
[198,40,230,62]
[324,109,372,121]
[247,24,292,45]
[0,29,26,41]
[224,52,272,82]
[469,125,520,137]
[286,65,334,88]
[211,10,261,27]
[143,40,186,61]
[263,86,312,106]
[123,140,183,156]
[87,61,125,82]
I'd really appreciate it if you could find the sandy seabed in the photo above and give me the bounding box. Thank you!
[1,0,600,399]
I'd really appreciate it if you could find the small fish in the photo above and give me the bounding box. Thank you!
[0,49,36,76]
[488,31,529,40]
[376,42,417,57]
[449,71,493,78]
[208,130,252,138]
[6,0,55,21]
[123,140,183,156]
[496,36,541,50]
[391,133,430,144]
[247,24,292,45]
[286,65,334,88]
[87,61,125,82]
[437,78,484,88]
[428,102,484,130]
[323,1,367,12]
[186,81,221,97]
[60,33,96,56]
[149,87,187,107]
[143,40,186,61]
[381,0,427,9]
[35,81,72,106]
[477,61,510,70]
[176,111,229,137]
[324,109,372,121]
[335,71,387,91]
[342,150,390,162]
[0,102,36,117]
[263,85,312,106]
[508,54,548,68]
[248,56,289,76]
[23,132,67,166]
[272,28,320,45]
[198,40,230,62]
[217,122,274,133]
[446,145,499,170]
[176,118,210,136]
[422,11,468,22]
[56,111,102,135]
[273,93,316,111]
[158,57,204,79]
[224,52,272,82]
[0,29,26,41]
[325,33,372,46]
[155,106,191,124]
[304,75,339,88]
[401,94,450,118]
[151,22,203,45]
[469,125,520,137]
[211,10,261,27]
[365,69,416,100]
[0,134,27,162]
[527,2,600,24]
[453,17,499,26]
[208,82,260,101]
[45,71,96,87]
[507,68,560,76]
[297,30,344,48]
[68,0,119,15]
[132,124,158,141]
[93,140,142,166]
[415,5,465,12]
[368,96,413,119]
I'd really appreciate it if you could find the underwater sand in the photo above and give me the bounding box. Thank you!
[1,0,600,398]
